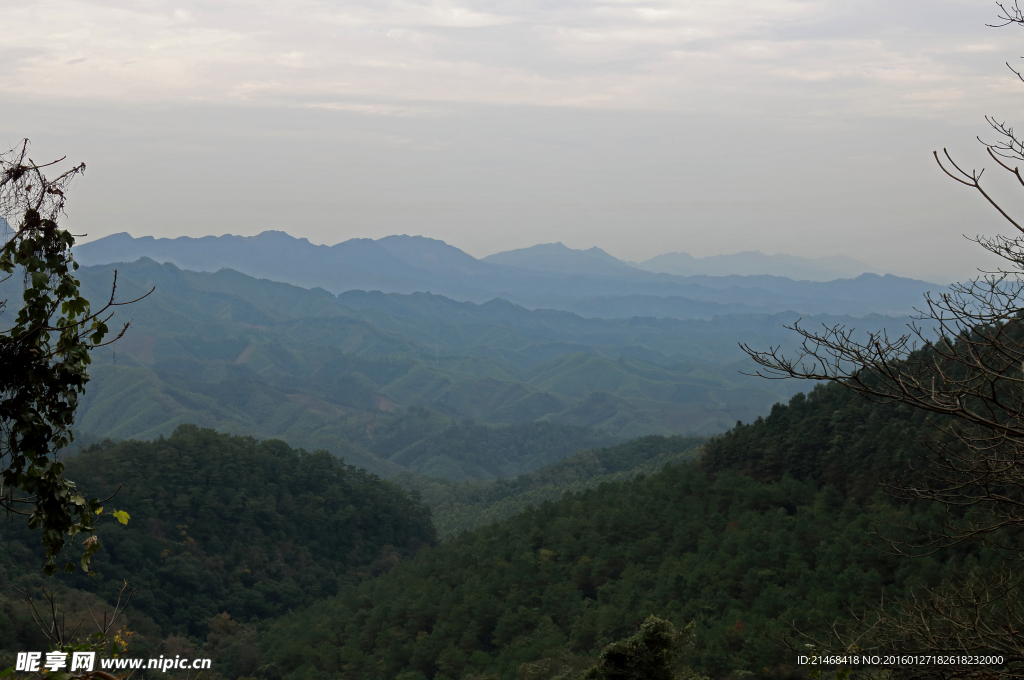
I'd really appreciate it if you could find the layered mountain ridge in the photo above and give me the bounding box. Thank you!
[75,231,937,318]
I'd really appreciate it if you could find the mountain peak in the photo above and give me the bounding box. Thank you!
[482,242,632,275]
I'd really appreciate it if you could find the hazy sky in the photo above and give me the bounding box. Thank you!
[2,0,1024,281]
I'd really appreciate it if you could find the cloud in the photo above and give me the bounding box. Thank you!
[0,0,1016,119]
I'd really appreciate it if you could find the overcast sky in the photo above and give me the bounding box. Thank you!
[2,0,1024,282]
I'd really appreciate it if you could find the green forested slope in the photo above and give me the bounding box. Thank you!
[0,384,977,680]
[0,426,437,642]
[700,383,935,495]
[0,432,705,666]
[253,382,974,680]
[260,469,962,680]
[0,257,950,679]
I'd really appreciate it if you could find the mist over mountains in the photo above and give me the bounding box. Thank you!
[484,242,879,281]
[75,231,938,319]
[51,229,937,479]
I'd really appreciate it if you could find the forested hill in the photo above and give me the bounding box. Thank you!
[252,382,965,680]
[0,386,965,680]
[0,431,704,665]
[0,426,437,643]
[700,382,934,497]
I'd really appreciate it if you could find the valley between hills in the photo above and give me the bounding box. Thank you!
[0,233,980,680]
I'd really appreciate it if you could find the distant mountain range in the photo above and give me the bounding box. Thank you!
[74,231,938,318]
[635,250,879,280]
[486,242,879,281]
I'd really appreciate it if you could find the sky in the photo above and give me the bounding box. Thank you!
[2,0,1024,282]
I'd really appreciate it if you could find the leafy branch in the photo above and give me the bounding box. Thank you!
[0,139,151,574]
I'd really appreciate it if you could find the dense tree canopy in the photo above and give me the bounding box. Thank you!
[256,387,979,680]
[1,426,438,640]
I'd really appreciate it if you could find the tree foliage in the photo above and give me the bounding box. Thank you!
[0,386,998,679]
[582,616,705,680]
[258,398,977,680]
[735,11,1024,675]
[1,426,438,638]
[0,140,145,574]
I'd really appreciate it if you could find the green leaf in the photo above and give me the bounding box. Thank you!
[113,510,130,525]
